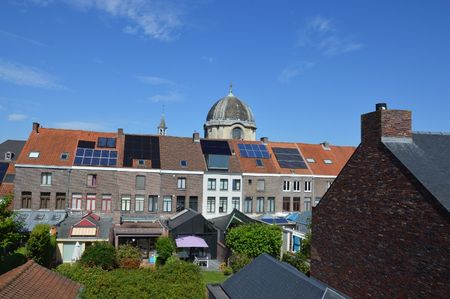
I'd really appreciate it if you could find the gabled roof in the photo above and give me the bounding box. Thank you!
[159,136,206,171]
[383,132,450,212]
[167,208,200,230]
[0,260,81,299]
[297,143,355,176]
[229,140,278,174]
[266,142,312,175]
[210,208,257,231]
[215,253,347,299]
[16,128,118,167]
[0,140,25,162]
[57,213,112,239]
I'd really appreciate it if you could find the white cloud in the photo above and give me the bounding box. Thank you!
[297,16,363,56]
[136,75,174,86]
[0,59,66,89]
[8,113,27,121]
[54,121,105,131]
[150,91,183,103]
[278,62,314,83]
[0,30,47,47]
[33,0,184,41]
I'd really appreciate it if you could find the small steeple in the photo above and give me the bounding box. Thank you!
[158,106,167,136]
[228,82,234,96]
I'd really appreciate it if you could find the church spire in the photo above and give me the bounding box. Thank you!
[158,106,167,136]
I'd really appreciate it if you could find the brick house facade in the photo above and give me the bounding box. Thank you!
[311,104,450,298]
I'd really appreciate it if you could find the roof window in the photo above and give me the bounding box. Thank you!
[306,158,315,163]
[180,160,188,167]
[324,159,333,164]
[29,151,40,158]
[256,159,264,167]
[60,152,69,160]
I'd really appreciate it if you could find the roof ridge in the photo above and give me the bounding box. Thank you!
[39,127,117,134]
[413,131,450,136]
[0,260,33,291]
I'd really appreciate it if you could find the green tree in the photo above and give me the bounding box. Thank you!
[0,195,23,259]
[299,230,311,259]
[117,244,141,269]
[226,223,282,258]
[155,236,174,264]
[80,242,117,270]
[26,223,53,267]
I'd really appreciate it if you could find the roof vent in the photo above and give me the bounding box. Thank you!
[321,141,331,150]
[376,103,387,111]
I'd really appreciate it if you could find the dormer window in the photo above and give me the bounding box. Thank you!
[60,152,69,160]
[29,151,40,158]
[5,152,14,160]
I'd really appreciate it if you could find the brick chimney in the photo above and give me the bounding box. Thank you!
[117,128,124,136]
[361,103,412,144]
[193,132,200,143]
[32,122,40,133]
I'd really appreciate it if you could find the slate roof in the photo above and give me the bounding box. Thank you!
[57,213,113,239]
[0,260,81,299]
[206,93,256,126]
[167,209,200,230]
[286,211,312,234]
[209,208,256,231]
[383,132,450,212]
[15,210,67,232]
[214,253,347,299]
[0,140,25,162]
[16,128,118,167]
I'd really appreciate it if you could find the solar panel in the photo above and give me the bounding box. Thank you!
[98,137,107,147]
[123,135,160,168]
[238,143,270,159]
[272,147,308,169]
[106,138,116,148]
[74,147,118,166]
[78,140,95,148]
[200,140,231,155]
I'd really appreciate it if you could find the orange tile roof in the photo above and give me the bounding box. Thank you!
[266,142,312,175]
[297,143,355,176]
[229,140,278,173]
[0,260,81,299]
[16,128,119,167]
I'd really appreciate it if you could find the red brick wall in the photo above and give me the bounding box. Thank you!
[311,143,450,298]
[361,109,412,144]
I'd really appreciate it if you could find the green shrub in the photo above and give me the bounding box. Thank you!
[117,244,141,269]
[155,236,174,265]
[0,195,23,260]
[26,224,53,267]
[229,253,252,273]
[226,223,282,258]
[80,242,117,270]
[222,266,232,276]
[0,251,27,274]
[282,251,310,275]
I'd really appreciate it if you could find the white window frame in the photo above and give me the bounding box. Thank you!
[163,196,172,212]
[121,195,131,211]
[29,151,39,158]
[87,174,97,187]
[148,195,158,212]
[177,177,186,189]
[71,193,82,210]
[293,180,301,192]
[219,197,227,213]
[304,197,312,211]
[304,181,312,192]
[283,180,290,192]
[244,197,252,213]
[41,172,52,186]
[135,195,145,212]
[267,197,275,213]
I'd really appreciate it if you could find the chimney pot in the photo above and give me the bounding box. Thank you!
[118,128,124,136]
[376,103,387,111]
[193,132,200,143]
[32,122,40,133]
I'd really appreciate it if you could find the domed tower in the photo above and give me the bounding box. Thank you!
[204,85,256,140]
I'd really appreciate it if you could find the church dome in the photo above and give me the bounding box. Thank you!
[206,91,255,127]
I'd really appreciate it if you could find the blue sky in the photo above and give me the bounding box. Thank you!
[1,0,449,146]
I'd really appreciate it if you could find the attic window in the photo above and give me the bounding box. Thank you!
[29,151,40,158]
[98,137,116,148]
[138,160,145,166]
[60,152,69,160]
[255,159,264,167]
[5,152,14,160]
[180,160,188,167]
[324,159,333,164]
[306,158,315,163]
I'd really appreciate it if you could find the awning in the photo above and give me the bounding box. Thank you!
[175,236,208,248]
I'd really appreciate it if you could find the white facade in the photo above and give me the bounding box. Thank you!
[202,173,243,219]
